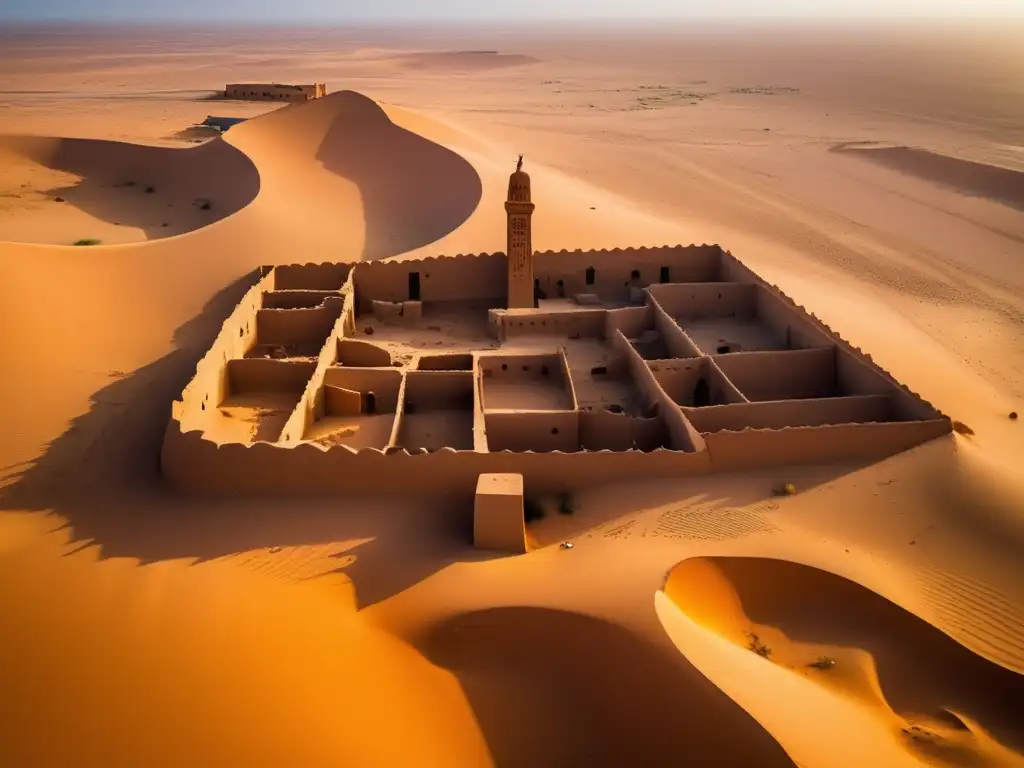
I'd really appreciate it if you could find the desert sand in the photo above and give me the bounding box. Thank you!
[1,20,1023,768]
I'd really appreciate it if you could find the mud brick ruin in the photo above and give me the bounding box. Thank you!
[162,160,951,496]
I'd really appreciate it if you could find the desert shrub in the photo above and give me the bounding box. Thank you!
[747,633,771,658]
[73,238,102,246]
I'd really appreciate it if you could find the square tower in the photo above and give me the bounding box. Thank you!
[505,155,536,309]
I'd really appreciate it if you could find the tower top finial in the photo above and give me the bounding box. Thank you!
[516,154,523,172]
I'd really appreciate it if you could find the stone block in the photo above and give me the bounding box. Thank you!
[474,473,527,554]
[402,300,423,320]
[372,299,403,319]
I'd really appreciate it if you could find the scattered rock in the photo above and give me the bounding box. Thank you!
[1010,411,1018,420]
[560,542,574,550]
[952,420,974,436]
[53,196,65,203]
[268,546,283,554]
[363,325,375,335]
[772,482,797,496]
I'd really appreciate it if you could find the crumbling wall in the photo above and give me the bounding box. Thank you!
[704,420,953,470]
[484,410,579,453]
[225,83,325,102]
[496,308,606,340]
[353,254,506,310]
[714,348,837,402]
[579,410,669,452]
[227,358,317,394]
[263,290,340,309]
[611,329,705,452]
[273,263,350,290]
[648,357,747,407]
[685,395,892,433]
[256,297,344,348]
[535,245,724,301]
[172,268,269,434]
[649,297,702,358]
[647,282,756,321]
[604,305,652,340]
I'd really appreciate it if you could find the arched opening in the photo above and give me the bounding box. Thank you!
[364,391,377,414]
[556,279,565,298]
[693,378,711,407]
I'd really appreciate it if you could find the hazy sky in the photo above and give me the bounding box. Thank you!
[2,0,1021,22]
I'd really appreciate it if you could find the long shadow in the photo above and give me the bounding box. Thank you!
[313,93,483,260]
[671,557,1024,754]
[414,606,797,768]
[0,134,259,240]
[831,142,1024,212]
[0,271,479,607]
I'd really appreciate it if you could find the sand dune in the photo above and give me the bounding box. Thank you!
[662,557,1024,767]
[394,50,540,72]
[0,134,258,244]
[412,606,795,767]
[832,142,1024,213]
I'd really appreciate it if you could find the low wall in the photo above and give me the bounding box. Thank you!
[605,305,652,339]
[704,419,953,471]
[418,353,473,371]
[648,282,756,321]
[226,358,317,395]
[836,347,939,421]
[650,297,702,358]
[353,253,507,310]
[256,298,344,347]
[273,263,350,290]
[404,371,474,410]
[484,410,579,453]
[579,409,669,452]
[495,308,606,340]
[648,357,747,407]
[685,395,892,433]
[613,329,705,452]
[337,339,391,367]
[322,367,403,412]
[754,284,835,350]
[714,348,836,402]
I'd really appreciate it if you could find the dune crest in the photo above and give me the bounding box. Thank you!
[661,556,1024,768]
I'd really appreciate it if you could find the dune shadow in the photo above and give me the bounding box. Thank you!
[313,93,483,260]
[413,606,796,768]
[831,142,1024,211]
[0,134,260,242]
[666,556,1024,756]
[0,271,479,607]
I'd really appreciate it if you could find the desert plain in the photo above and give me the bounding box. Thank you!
[1,19,1024,768]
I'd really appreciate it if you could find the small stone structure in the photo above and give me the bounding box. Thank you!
[161,159,952,496]
[225,83,326,102]
[474,473,527,553]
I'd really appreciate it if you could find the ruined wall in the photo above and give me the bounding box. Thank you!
[579,410,669,452]
[685,395,892,434]
[496,308,606,340]
[704,420,953,471]
[255,298,344,348]
[478,353,567,385]
[404,371,474,411]
[650,297,702,358]
[612,329,705,452]
[225,83,324,102]
[322,367,403,412]
[227,358,317,394]
[534,245,723,302]
[484,410,579,453]
[337,339,391,367]
[648,282,757,321]
[605,305,652,340]
[754,285,835,350]
[271,263,350,290]
[648,357,746,407]
[836,347,939,421]
[353,254,507,310]
[172,268,270,434]
[418,353,474,371]
[714,348,837,402]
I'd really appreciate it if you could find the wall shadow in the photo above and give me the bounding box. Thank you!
[313,93,483,260]
[0,134,260,241]
[413,606,797,768]
[0,271,484,608]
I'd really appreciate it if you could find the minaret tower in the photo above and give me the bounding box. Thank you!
[505,154,536,309]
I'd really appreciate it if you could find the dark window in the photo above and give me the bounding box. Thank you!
[631,269,640,280]
[585,267,595,285]
[660,266,670,283]
[408,271,421,301]
[364,392,377,414]
[556,279,565,298]
[693,378,710,407]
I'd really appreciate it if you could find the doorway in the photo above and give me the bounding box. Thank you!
[408,272,421,301]
[693,378,710,407]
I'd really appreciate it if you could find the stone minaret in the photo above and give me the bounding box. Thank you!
[505,155,536,309]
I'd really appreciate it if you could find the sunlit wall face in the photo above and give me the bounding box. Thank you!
[1,0,1022,21]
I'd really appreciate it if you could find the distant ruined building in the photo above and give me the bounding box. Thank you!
[162,156,952,515]
[225,83,327,102]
